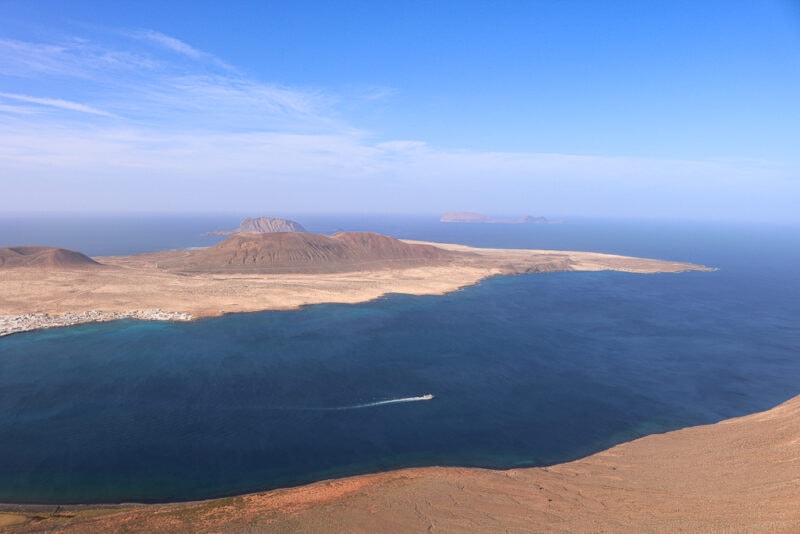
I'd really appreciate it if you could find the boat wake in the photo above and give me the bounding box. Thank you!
[332,394,434,410]
[271,394,435,412]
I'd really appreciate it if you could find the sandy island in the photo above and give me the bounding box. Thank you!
[0,237,711,336]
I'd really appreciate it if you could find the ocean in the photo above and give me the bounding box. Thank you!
[1,214,799,504]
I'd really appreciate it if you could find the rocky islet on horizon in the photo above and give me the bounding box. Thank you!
[440,211,559,223]
[203,216,307,235]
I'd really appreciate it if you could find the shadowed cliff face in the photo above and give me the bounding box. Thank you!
[166,232,455,273]
[0,246,102,269]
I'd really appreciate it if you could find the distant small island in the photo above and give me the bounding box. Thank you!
[203,216,307,236]
[440,211,560,224]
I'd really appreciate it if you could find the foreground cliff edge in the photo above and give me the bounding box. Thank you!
[0,232,712,336]
[2,393,798,532]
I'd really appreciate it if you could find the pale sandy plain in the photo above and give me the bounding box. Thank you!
[7,238,795,532]
[0,239,710,328]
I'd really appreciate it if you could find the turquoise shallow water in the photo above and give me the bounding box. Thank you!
[0,216,798,504]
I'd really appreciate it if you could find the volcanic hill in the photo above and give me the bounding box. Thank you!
[204,216,307,235]
[159,231,454,274]
[0,246,102,269]
[239,216,306,233]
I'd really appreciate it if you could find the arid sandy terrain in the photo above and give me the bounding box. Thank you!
[3,392,798,532]
[0,234,710,336]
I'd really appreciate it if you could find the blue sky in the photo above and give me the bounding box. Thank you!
[1,0,798,220]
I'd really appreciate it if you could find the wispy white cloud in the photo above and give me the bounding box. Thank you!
[0,37,161,81]
[0,29,797,220]
[0,92,114,117]
[134,30,202,59]
[130,29,236,71]
[0,34,333,131]
[360,86,398,101]
[0,38,71,77]
[0,103,38,115]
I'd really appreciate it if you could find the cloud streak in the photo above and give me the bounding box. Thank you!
[0,34,334,130]
[134,30,203,59]
[0,92,114,117]
[131,30,236,71]
[0,29,797,220]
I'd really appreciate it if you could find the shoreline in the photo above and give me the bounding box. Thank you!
[0,240,713,337]
[0,240,731,530]
[2,392,798,531]
[0,309,192,338]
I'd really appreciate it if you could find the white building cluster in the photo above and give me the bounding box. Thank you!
[0,309,192,337]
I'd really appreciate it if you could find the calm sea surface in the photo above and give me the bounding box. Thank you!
[1,214,799,503]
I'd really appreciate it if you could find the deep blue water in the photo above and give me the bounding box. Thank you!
[1,215,799,504]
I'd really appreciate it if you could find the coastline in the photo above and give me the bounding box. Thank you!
[0,240,713,337]
[0,310,192,338]
[0,239,738,531]
[3,392,798,532]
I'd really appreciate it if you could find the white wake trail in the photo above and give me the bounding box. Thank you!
[331,394,435,410]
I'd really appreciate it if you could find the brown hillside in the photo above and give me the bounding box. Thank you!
[164,232,454,274]
[0,246,102,269]
[330,232,449,261]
